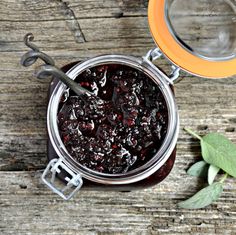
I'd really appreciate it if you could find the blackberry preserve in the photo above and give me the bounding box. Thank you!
[58,64,169,175]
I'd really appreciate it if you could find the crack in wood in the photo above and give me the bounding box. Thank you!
[58,0,86,43]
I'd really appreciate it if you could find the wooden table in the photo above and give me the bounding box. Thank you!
[1,1,236,234]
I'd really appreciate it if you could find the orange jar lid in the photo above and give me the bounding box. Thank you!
[148,0,236,78]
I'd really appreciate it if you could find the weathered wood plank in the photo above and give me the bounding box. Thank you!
[0,0,148,21]
[0,0,236,234]
[0,0,233,53]
[0,171,236,235]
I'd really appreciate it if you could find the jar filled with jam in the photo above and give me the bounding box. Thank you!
[22,0,236,199]
[45,55,179,199]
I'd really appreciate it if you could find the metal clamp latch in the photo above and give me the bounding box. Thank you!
[41,158,83,200]
[143,48,181,84]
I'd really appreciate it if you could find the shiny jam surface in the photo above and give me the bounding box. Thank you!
[57,64,168,174]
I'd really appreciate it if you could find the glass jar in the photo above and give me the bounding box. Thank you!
[22,0,236,200]
[44,54,179,200]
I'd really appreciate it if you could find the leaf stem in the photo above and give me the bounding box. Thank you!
[184,128,202,140]
[220,173,228,183]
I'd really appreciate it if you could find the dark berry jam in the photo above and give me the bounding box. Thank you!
[57,64,168,174]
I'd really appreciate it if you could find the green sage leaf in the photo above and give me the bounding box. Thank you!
[187,161,209,178]
[178,182,223,209]
[208,164,220,185]
[201,133,236,177]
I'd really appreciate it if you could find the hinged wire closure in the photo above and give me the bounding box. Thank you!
[143,48,181,84]
[41,158,83,200]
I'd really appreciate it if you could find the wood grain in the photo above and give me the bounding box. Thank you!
[1,171,236,235]
[0,0,236,234]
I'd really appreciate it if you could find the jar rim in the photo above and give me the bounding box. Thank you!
[47,54,179,184]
